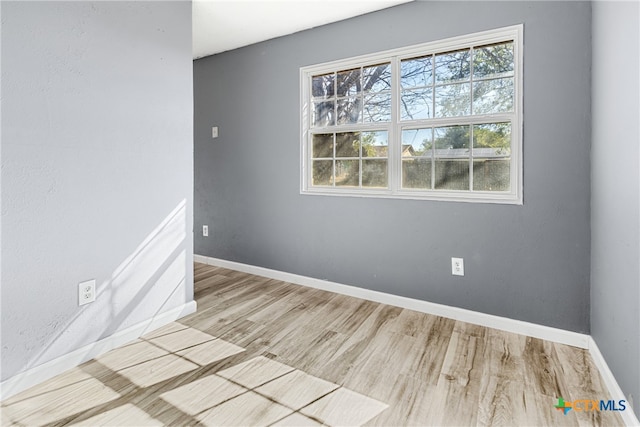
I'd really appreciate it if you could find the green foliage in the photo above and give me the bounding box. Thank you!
[435,126,469,149]
[359,132,377,157]
[473,123,511,155]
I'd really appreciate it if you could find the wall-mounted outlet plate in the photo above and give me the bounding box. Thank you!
[78,279,96,306]
[452,257,464,276]
[203,225,209,236]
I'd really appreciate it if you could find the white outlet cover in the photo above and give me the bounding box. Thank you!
[203,225,209,237]
[78,279,96,306]
[451,257,464,276]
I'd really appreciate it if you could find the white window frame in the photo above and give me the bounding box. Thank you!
[300,25,523,204]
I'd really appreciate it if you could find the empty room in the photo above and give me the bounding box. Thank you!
[1,0,639,426]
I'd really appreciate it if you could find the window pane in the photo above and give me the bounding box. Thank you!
[335,160,359,187]
[312,101,334,127]
[473,123,511,155]
[362,131,388,158]
[401,56,433,88]
[312,73,335,98]
[337,68,361,96]
[401,88,433,120]
[473,78,514,114]
[435,160,470,190]
[402,128,433,156]
[434,125,470,152]
[402,158,432,189]
[363,63,391,92]
[312,133,333,158]
[337,96,362,125]
[312,160,333,186]
[473,159,510,191]
[435,49,471,83]
[362,160,388,188]
[335,132,360,157]
[434,126,469,190]
[364,93,391,123]
[435,83,471,117]
[473,123,511,192]
[473,42,514,79]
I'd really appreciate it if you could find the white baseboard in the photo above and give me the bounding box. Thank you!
[195,255,589,348]
[197,255,640,425]
[0,301,197,401]
[588,337,640,426]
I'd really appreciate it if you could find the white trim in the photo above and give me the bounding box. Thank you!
[195,255,588,348]
[196,255,640,424]
[588,337,640,426]
[0,301,197,401]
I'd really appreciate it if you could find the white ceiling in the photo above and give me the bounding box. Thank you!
[192,0,413,59]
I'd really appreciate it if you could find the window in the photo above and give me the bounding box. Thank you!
[300,25,522,204]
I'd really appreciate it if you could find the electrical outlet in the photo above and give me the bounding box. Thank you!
[203,225,209,237]
[451,257,464,276]
[212,127,219,138]
[78,279,96,306]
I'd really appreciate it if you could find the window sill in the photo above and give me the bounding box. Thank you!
[301,187,522,205]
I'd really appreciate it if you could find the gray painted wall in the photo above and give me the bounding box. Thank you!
[591,1,640,415]
[1,1,194,381]
[194,1,592,333]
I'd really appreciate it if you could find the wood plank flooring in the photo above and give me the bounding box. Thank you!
[1,262,624,426]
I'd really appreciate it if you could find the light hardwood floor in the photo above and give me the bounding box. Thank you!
[1,263,624,426]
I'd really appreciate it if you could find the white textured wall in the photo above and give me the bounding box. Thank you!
[1,1,193,382]
[591,0,640,415]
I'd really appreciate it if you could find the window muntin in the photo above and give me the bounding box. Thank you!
[302,26,522,204]
[400,42,515,121]
[400,123,511,192]
[311,131,389,189]
[312,63,392,127]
